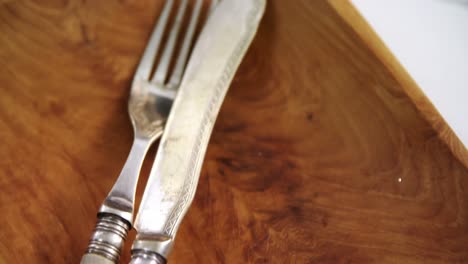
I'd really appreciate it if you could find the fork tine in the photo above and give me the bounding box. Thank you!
[135,0,174,81]
[151,0,189,86]
[167,0,203,88]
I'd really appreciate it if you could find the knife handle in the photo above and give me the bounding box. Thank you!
[81,213,131,264]
[130,250,167,264]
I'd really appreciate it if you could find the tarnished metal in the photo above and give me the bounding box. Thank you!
[131,0,266,260]
[81,1,208,262]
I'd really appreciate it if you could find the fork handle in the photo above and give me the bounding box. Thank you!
[80,254,115,264]
[130,250,167,264]
[81,213,131,264]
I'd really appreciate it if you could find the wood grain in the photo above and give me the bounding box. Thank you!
[329,0,468,168]
[0,1,467,263]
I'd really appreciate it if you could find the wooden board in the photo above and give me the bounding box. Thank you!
[0,0,467,263]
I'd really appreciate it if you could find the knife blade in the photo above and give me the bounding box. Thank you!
[130,0,266,261]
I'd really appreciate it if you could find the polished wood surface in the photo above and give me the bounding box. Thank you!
[1,1,467,263]
[329,0,468,168]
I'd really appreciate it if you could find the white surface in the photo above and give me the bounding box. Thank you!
[351,0,468,148]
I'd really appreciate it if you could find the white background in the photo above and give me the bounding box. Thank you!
[351,0,468,148]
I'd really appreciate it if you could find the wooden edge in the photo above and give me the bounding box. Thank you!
[328,0,468,168]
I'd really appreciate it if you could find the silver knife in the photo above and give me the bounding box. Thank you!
[129,0,266,262]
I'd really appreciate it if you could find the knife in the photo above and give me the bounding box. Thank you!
[129,0,265,262]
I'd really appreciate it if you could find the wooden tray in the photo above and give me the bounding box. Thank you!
[0,1,466,263]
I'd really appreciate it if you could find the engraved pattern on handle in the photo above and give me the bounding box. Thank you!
[130,250,167,264]
[81,214,130,264]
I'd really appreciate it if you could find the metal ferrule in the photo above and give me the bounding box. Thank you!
[130,235,172,263]
[130,249,167,264]
[83,213,131,263]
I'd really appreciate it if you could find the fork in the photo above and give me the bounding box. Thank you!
[81,1,211,263]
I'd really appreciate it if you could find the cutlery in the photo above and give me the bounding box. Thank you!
[81,0,211,263]
[129,0,266,263]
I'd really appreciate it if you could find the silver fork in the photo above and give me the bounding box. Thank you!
[81,1,209,263]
